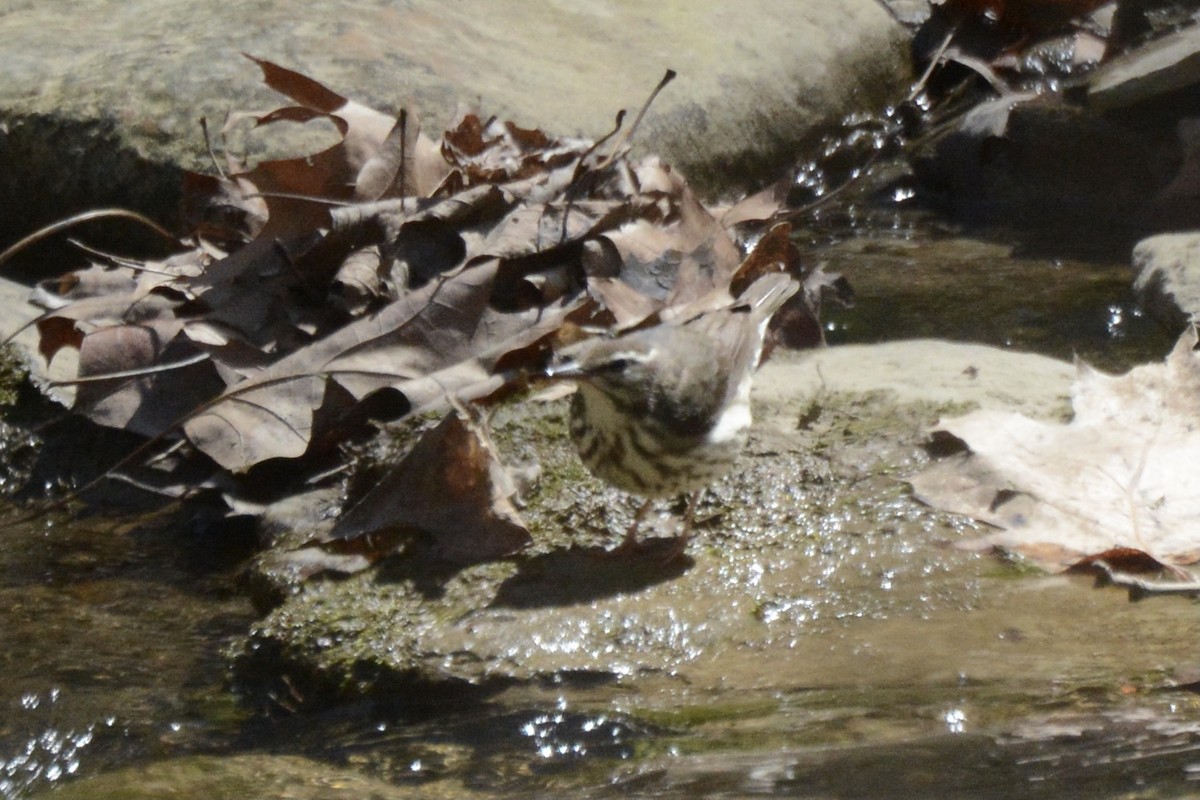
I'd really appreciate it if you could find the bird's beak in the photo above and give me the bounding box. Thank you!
[543,357,584,380]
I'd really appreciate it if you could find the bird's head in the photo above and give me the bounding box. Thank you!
[546,334,661,406]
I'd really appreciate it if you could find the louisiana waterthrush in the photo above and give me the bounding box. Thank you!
[547,272,800,555]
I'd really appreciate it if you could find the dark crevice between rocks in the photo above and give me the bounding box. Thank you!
[0,111,183,282]
[230,637,519,715]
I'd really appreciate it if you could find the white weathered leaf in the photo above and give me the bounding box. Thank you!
[911,327,1200,572]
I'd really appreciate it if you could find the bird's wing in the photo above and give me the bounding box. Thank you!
[682,273,799,407]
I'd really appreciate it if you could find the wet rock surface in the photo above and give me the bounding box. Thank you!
[1088,21,1200,110]
[29,754,435,800]
[233,341,1079,705]
[0,0,908,248]
[1132,231,1200,329]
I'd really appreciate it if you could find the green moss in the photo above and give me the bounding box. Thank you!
[0,344,29,408]
[979,551,1049,580]
[488,397,625,547]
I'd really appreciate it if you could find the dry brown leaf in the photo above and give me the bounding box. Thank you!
[331,245,388,315]
[597,159,743,310]
[31,264,140,310]
[321,407,532,564]
[715,177,790,230]
[181,372,326,472]
[34,289,181,363]
[441,112,590,188]
[180,256,582,472]
[234,57,410,237]
[248,55,396,168]
[353,110,414,201]
[1064,547,1192,580]
[181,236,324,354]
[728,222,826,351]
[180,170,267,244]
[586,276,662,328]
[75,321,223,438]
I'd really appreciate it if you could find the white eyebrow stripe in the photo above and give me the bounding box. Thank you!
[608,347,654,363]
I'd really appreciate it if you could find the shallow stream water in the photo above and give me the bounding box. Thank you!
[2,184,1197,798]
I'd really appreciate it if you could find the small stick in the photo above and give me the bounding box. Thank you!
[1091,560,1200,602]
[0,209,178,270]
[595,69,676,171]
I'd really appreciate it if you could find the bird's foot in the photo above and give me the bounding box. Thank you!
[607,532,690,564]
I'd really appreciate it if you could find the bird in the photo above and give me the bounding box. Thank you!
[546,272,799,557]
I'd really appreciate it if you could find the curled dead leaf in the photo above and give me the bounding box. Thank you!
[322,407,532,565]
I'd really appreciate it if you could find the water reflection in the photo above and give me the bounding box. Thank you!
[519,707,639,761]
[0,512,254,799]
[812,227,1175,372]
[943,706,967,734]
[603,705,1200,799]
[0,690,105,798]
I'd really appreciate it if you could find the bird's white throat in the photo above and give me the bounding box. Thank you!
[705,377,753,445]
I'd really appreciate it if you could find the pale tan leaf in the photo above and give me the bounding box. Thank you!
[911,327,1200,574]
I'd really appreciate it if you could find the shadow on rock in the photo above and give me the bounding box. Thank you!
[371,542,475,600]
[490,539,693,609]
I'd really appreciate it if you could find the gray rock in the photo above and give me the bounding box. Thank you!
[910,27,1200,235]
[911,91,1175,234]
[755,339,1076,421]
[234,340,1076,706]
[1089,22,1200,111]
[0,0,909,248]
[1132,231,1200,331]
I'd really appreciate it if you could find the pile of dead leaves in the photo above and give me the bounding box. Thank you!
[15,57,839,565]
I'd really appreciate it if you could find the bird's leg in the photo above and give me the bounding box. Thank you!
[681,491,698,538]
[609,496,695,563]
[611,498,654,556]
[661,491,699,561]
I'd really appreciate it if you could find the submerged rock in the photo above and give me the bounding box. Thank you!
[910,91,1177,239]
[32,754,443,800]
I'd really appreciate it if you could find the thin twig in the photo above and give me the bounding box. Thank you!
[907,27,958,103]
[244,191,354,207]
[1091,560,1200,602]
[595,69,676,171]
[200,117,227,179]
[559,108,627,244]
[48,352,212,386]
[66,239,183,277]
[0,209,179,270]
[396,108,409,198]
